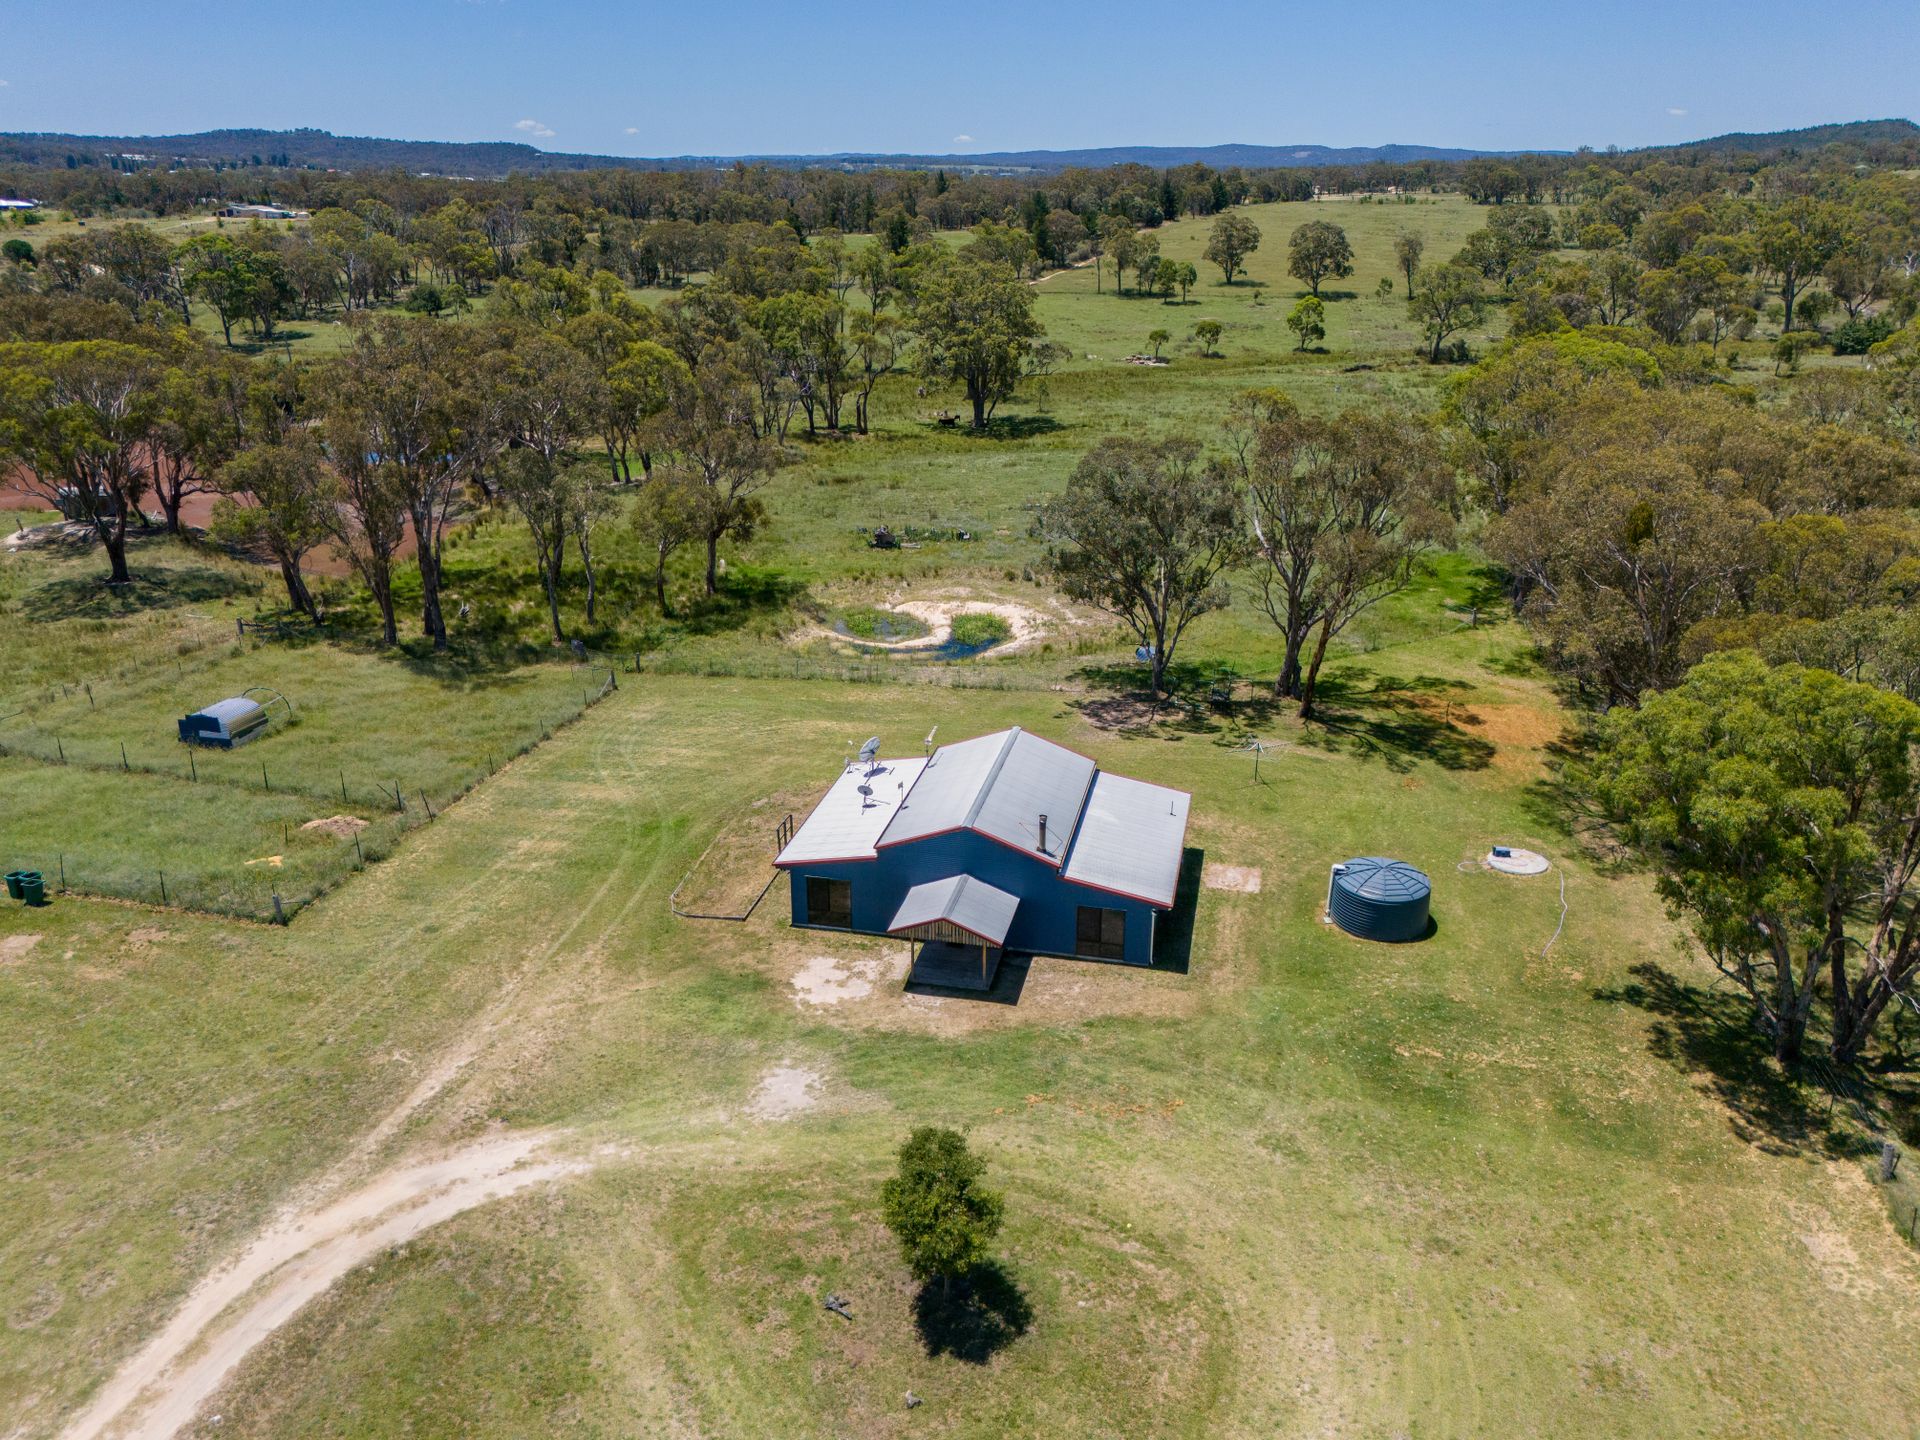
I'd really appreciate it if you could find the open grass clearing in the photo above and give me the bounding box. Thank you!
[5,663,1919,1437]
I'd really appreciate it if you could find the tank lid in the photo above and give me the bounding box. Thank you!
[1334,856,1430,901]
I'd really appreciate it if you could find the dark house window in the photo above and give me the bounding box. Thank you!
[805,877,852,928]
[1075,905,1127,960]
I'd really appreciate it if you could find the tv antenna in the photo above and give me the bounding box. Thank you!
[923,725,938,755]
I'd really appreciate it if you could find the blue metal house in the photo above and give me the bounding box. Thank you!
[776,727,1192,986]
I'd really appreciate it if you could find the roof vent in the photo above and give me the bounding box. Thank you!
[1038,813,1049,853]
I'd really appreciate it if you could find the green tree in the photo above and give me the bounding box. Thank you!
[0,338,163,585]
[1392,229,1424,299]
[1203,211,1261,284]
[1753,198,1847,334]
[1287,220,1354,297]
[213,432,336,621]
[1591,652,1920,1064]
[908,254,1044,429]
[1408,262,1488,362]
[1146,327,1171,358]
[1285,295,1326,351]
[656,343,778,594]
[1192,318,1223,356]
[629,471,702,614]
[1040,434,1245,696]
[1224,394,1454,711]
[879,1128,1005,1291]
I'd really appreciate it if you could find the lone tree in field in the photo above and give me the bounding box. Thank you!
[1203,212,1261,284]
[1147,327,1171,359]
[1192,319,1224,356]
[1286,295,1326,351]
[1591,651,1920,1066]
[908,253,1043,428]
[1041,434,1245,697]
[1408,261,1489,361]
[1393,230,1425,299]
[1287,220,1354,298]
[880,1128,1005,1293]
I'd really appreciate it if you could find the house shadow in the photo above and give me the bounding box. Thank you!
[1151,847,1205,974]
[913,1261,1033,1364]
[905,952,1032,1006]
[1593,961,1877,1159]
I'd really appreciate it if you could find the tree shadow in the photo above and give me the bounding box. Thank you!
[936,415,1065,442]
[1593,962,1878,1159]
[912,1260,1033,1364]
[1302,670,1493,772]
[19,564,258,621]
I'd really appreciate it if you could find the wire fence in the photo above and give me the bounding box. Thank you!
[0,664,623,924]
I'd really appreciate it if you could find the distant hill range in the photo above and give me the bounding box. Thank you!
[0,119,1913,178]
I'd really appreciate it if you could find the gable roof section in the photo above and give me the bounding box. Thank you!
[886,874,1020,947]
[876,727,1096,865]
[775,757,928,866]
[1061,771,1191,908]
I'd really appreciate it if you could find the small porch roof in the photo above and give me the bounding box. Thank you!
[886,874,1020,948]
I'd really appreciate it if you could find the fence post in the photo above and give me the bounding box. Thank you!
[57,738,64,764]
[261,760,270,792]
[272,893,286,925]
[394,780,405,813]
[420,790,434,819]
[236,619,244,639]
[340,770,347,803]
[59,854,65,891]
[158,871,167,906]
[189,749,197,782]
[86,683,95,710]
[354,834,364,867]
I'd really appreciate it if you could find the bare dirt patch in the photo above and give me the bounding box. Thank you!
[301,815,369,839]
[746,1063,824,1120]
[792,952,902,1007]
[0,933,41,965]
[760,924,1217,1035]
[1203,864,1263,894]
[797,588,1080,656]
[1421,700,1565,773]
[126,926,172,948]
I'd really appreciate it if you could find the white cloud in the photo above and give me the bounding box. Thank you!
[951,134,973,144]
[624,126,639,135]
[514,118,556,139]
[1667,107,1689,117]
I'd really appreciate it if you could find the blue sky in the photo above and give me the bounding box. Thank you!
[2,0,1915,157]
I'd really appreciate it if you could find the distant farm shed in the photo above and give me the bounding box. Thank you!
[1327,856,1431,942]
[776,726,1191,977]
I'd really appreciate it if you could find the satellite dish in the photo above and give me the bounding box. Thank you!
[858,736,880,766]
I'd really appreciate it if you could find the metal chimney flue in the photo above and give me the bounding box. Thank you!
[1038,813,1049,853]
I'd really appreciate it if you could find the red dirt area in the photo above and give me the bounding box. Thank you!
[3,465,418,578]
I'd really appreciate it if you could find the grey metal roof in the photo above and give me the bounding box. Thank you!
[877,727,1096,864]
[886,874,1020,946]
[1061,771,1191,908]
[776,757,928,866]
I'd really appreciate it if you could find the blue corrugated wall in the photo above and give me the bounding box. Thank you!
[785,828,1159,964]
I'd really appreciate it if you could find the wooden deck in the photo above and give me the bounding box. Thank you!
[905,939,1003,992]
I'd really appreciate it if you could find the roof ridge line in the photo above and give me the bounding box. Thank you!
[961,726,1022,831]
